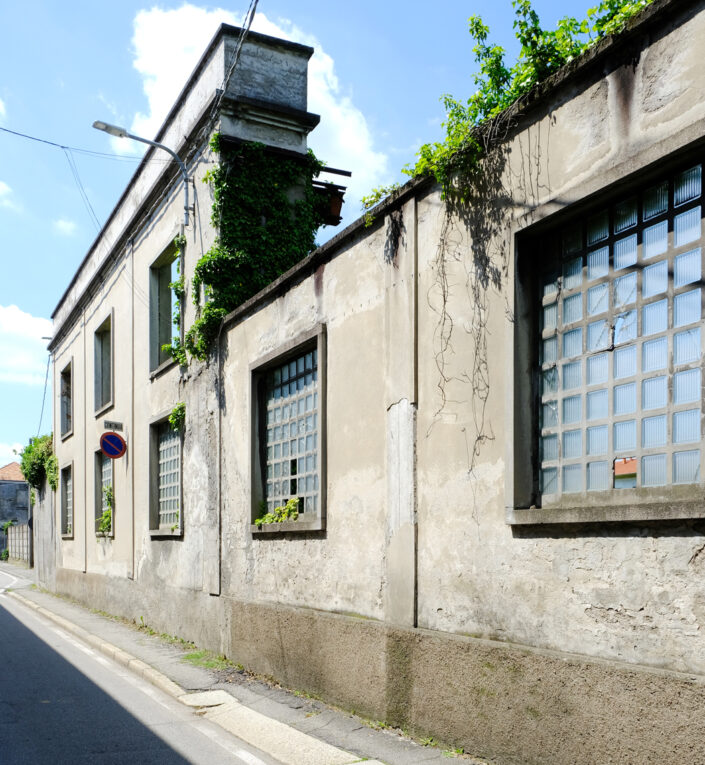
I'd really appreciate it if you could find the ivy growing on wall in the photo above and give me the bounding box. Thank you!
[181,135,327,360]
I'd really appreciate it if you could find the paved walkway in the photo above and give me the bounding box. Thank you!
[0,562,488,765]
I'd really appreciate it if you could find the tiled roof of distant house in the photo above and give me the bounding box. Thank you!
[0,462,24,482]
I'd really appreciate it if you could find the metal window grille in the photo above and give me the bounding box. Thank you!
[264,348,319,514]
[158,423,180,527]
[538,164,703,499]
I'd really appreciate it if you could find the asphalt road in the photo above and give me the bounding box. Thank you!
[0,569,277,765]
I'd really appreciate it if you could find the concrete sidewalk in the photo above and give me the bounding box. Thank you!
[0,563,486,765]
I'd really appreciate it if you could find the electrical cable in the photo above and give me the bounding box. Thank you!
[62,148,102,233]
[0,125,172,163]
[36,354,50,438]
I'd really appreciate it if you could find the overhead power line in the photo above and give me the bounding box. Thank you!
[0,125,172,163]
[36,354,50,438]
[62,148,102,233]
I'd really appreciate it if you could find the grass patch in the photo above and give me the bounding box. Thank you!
[293,688,322,701]
[182,649,235,671]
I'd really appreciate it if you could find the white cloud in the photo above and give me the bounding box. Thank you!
[0,305,52,386]
[0,97,6,123]
[123,5,389,209]
[0,180,20,212]
[0,443,24,465]
[53,218,77,236]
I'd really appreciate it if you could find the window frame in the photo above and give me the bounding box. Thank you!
[149,413,183,537]
[250,324,327,534]
[149,244,180,374]
[60,462,74,539]
[94,450,114,537]
[94,311,114,415]
[509,152,705,525]
[60,359,73,440]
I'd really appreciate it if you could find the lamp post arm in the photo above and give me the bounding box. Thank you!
[125,132,190,227]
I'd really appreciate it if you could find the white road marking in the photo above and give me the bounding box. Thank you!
[0,570,20,592]
[193,719,268,765]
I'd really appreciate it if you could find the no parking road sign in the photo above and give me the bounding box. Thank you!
[100,431,127,459]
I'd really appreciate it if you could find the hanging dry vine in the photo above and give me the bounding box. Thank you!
[415,0,655,490]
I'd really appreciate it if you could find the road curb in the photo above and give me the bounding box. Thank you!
[5,589,375,765]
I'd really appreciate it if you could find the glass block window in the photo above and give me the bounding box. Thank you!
[95,452,113,533]
[538,164,703,499]
[61,465,73,536]
[263,348,319,515]
[157,423,180,527]
[101,455,112,512]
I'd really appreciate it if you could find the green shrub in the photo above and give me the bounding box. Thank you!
[19,435,57,491]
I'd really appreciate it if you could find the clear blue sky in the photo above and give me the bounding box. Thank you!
[0,0,588,462]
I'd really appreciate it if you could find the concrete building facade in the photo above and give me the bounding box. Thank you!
[43,2,705,761]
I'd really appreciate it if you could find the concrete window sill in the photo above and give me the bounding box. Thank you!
[251,517,325,535]
[149,527,183,538]
[94,401,114,419]
[149,357,179,381]
[95,531,114,539]
[61,533,74,540]
[507,493,705,525]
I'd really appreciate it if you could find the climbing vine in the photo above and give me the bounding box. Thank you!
[361,183,401,227]
[168,402,186,432]
[254,497,300,528]
[389,0,656,505]
[182,135,327,360]
[19,435,57,491]
[405,0,655,197]
[98,485,113,535]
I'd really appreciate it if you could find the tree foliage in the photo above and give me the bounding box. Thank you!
[406,0,654,196]
[19,434,57,491]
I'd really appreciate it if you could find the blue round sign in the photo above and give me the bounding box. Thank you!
[100,432,126,459]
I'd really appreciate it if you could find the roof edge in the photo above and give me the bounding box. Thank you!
[51,22,312,321]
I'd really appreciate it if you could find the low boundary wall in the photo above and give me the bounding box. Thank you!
[53,567,705,764]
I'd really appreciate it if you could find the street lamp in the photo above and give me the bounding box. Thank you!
[92,121,191,227]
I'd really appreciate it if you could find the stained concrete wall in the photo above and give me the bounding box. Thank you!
[33,484,55,589]
[413,0,705,679]
[44,1,705,762]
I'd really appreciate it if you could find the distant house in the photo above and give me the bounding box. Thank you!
[0,462,29,527]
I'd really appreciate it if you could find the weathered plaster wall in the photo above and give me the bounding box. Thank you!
[50,23,314,603]
[414,0,705,675]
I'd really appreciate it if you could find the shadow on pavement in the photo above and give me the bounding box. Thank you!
[0,600,192,764]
